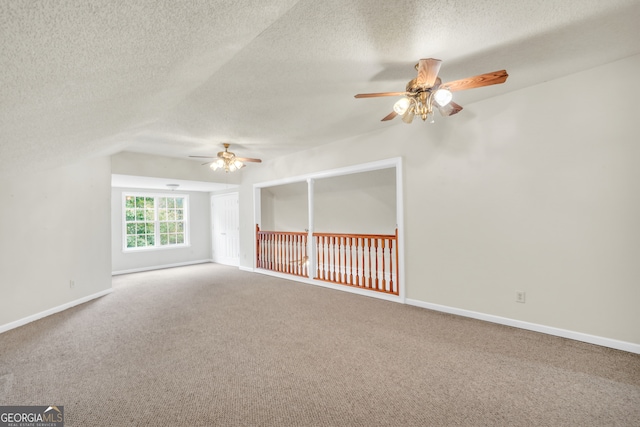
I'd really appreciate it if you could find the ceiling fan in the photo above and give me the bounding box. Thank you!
[355,58,508,123]
[189,143,262,172]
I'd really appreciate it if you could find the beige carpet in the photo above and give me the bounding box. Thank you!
[1,263,639,426]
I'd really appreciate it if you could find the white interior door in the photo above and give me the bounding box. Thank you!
[211,193,239,266]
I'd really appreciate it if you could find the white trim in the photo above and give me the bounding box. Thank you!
[111,260,211,276]
[121,192,190,252]
[239,266,255,272]
[406,299,640,355]
[0,289,113,334]
[253,185,261,270]
[255,268,403,304]
[252,157,405,301]
[395,158,405,303]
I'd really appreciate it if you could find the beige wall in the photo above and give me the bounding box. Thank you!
[0,157,112,326]
[260,182,308,231]
[314,169,396,234]
[239,54,640,345]
[260,168,396,234]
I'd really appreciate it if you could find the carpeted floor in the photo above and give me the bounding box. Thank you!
[1,263,639,426]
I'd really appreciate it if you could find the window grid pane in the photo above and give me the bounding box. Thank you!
[125,195,187,250]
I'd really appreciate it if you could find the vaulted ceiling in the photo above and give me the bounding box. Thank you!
[2,0,639,177]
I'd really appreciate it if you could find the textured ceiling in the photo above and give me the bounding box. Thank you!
[2,0,639,177]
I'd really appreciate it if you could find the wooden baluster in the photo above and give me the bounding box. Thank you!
[304,234,308,277]
[277,234,282,272]
[265,234,269,270]
[269,233,273,271]
[360,237,365,287]
[348,237,354,285]
[328,236,334,281]
[294,234,299,276]
[263,233,267,270]
[283,234,287,273]
[374,238,379,290]
[389,238,394,293]
[271,234,275,272]
[293,234,296,276]
[298,234,303,276]
[333,236,338,283]
[336,236,340,282]
[286,234,293,273]
[302,234,305,276]
[270,233,274,271]
[336,236,341,283]
[272,233,276,272]
[316,236,324,279]
[381,238,387,292]
[327,236,331,281]
[293,234,297,275]
[293,234,296,275]
[356,237,364,286]
[326,237,331,281]
[260,233,264,269]
[333,236,338,282]
[285,234,289,274]
[317,236,322,279]
[363,238,368,288]
[326,236,331,281]
[341,237,346,284]
[370,238,375,288]
[299,234,303,276]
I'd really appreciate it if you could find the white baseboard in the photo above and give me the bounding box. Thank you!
[254,268,403,304]
[0,288,113,334]
[111,260,212,276]
[406,299,640,355]
[239,266,255,272]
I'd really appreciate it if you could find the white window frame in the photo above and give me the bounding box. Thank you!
[122,192,191,252]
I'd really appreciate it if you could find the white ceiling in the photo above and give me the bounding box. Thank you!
[2,0,639,177]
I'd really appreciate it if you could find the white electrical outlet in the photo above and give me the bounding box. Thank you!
[516,291,526,303]
[70,280,75,289]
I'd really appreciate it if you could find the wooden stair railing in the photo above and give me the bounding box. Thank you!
[256,225,308,277]
[256,226,399,295]
[314,231,398,295]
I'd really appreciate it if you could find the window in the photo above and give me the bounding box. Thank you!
[123,193,189,251]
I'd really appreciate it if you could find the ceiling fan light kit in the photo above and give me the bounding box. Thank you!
[189,143,262,173]
[355,58,508,123]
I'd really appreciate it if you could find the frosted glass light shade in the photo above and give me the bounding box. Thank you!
[433,89,453,107]
[393,97,411,115]
[210,159,224,170]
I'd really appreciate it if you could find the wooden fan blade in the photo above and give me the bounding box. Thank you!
[442,70,508,92]
[381,111,398,121]
[189,155,215,159]
[415,58,442,88]
[354,92,406,98]
[437,101,464,117]
[201,161,213,166]
[449,101,463,115]
[236,157,262,163]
